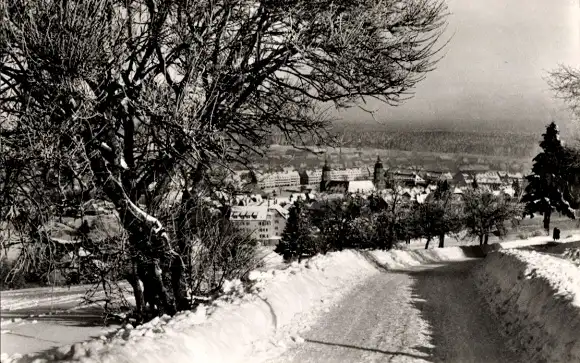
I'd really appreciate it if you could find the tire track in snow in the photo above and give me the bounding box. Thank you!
[263,259,525,363]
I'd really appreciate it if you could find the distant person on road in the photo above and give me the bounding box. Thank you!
[553,227,561,242]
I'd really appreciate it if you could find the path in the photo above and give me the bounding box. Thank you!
[263,259,524,363]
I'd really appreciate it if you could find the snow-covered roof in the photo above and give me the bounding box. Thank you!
[230,206,268,220]
[269,205,289,219]
[347,180,376,193]
[416,193,429,204]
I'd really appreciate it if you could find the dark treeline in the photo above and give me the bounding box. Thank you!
[269,127,539,158]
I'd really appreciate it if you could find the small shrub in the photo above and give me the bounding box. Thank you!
[517,231,529,240]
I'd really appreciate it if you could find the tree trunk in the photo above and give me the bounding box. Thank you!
[126,259,145,317]
[543,210,551,234]
[479,234,484,245]
[425,237,431,250]
[484,234,489,245]
[438,233,445,248]
[82,136,184,319]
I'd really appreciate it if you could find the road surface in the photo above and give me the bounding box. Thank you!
[263,259,524,363]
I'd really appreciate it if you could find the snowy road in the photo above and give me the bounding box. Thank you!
[264,259,524,363]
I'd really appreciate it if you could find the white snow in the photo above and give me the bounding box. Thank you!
[474,249,580,363]
[2,247,481,363]
[485,231,580,252]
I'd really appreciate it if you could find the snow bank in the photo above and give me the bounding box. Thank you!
[370,245,485,268]
[563,248,580,265]
[474,250,580,363]
[3,247,479,363]
[485,232,580,252]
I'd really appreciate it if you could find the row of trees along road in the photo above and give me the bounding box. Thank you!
[275,182,524,262]
[0,0,449,319]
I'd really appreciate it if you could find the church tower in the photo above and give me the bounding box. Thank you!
[373,156,385,190]
[320,157,331,192]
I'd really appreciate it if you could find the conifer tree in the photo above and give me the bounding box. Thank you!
[274,199,314,262]
[521,122,575,232]
[512,179,521,199]
[471,175,479,189]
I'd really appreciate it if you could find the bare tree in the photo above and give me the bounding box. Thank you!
[463,189,523,246]
[549,66,580,119]
[1,0,449,317]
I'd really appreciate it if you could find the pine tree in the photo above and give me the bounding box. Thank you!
[521,122,576,232]
[471,175,479,189]
[274,200,314,262]
[512,179,521,199]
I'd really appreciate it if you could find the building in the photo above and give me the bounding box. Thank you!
[498,172,525,184]
[299,169,323,186]
[257,170,301,189]
[373,156,386,190]
[318,157,383,194]
[330,167,371,181]
[388,169,427,187]
[420,170,454,184]
[300,166,371,186]
[453,171,502,190]
[229,205,288,245]
[458,164,490,173]
[321,180,376,194]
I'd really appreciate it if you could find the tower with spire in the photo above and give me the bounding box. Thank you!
[320,156,331,192]
[373,156,385,190]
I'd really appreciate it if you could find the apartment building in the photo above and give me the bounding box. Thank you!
[257,170,301,189]
[300,167,371,185]
[229,205,289,245]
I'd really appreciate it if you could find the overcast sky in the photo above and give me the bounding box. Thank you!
[336,0,580,134]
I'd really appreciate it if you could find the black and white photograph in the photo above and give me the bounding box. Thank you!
[1,0,579,362]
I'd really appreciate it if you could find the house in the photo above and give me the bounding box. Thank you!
[420,170,454,184]
[498,172,525,184]
[453,172,502,190]
[299,169,323,186]
[229,205,288,245]
[388,169,426,187]
[474,172,503,189]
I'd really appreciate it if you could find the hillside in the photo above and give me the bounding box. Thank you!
[269,124,541,159]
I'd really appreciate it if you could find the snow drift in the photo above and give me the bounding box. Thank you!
[474,250,580,363]
[2,246,480,363]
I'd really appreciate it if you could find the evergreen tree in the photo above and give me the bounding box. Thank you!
[511,179,521,199]
[434,179,450,199]
[274,200,315,262]
[521,122,576,232]
[471,175,479,189]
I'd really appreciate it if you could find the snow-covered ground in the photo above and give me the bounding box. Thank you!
[474,249,580,363]
[2,239,580,363]
[1,246,483,363]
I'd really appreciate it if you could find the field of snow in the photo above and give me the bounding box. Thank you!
[1,246,483,363]
[474,249,580,363]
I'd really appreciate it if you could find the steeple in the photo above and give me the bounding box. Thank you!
[322,156,331,172]
[373,155,385,190]
[320,156,331,192]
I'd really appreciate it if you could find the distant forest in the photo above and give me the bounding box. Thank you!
[269,123,540,159]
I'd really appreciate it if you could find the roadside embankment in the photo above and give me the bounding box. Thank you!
[474,249,580,363]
